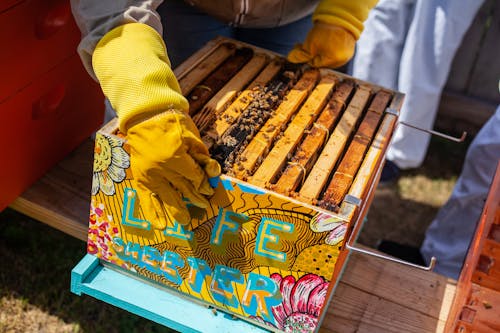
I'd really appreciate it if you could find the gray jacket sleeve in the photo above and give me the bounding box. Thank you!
[70,0,164,79]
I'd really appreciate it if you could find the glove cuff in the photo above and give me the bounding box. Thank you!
[126,108,186,132]
[93,23,189,134]
[313,0,378,39]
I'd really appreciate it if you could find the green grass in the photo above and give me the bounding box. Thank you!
[0,209,176,333]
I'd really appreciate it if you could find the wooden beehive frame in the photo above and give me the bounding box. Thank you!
[105,36,404,229]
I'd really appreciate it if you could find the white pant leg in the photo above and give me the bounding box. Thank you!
[388,0,484,168]
[421,107,500,279]
[352,0,416,90]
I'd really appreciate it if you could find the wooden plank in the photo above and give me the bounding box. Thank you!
[471,238,500,290]
[177,42,235,95]
[232,69,321,179]
[202,59,283,148]
[273,80,355,195]
[445,162,500,332]
[325,284,450,333]
[348,113,397,200]
[445,0,494,93]
[454,285,500,333]
[467,0,500,103]
[212,60,282,135]
[250,74,338,187]
[437,90,496,130]
[187,48,254,116]
[320,91,392,211]
[325,250,455,333]
[298,86,372,203]
[193,53,269,132]
[72,254,269,333]
[174,37,225,78]
[211,64,301,171]
[9,139,94,241]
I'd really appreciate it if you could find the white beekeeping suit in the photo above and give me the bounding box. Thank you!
[351,0,484,169]
[421,105,500,279]
[351,0,500,279]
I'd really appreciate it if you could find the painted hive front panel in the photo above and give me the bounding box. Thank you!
[89,131,348,332]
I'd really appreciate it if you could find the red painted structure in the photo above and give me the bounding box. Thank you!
[0,0,104,210]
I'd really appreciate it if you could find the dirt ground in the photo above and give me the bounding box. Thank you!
[0,134,470,333]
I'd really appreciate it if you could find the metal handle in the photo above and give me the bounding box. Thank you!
[35,1,72,40]
[345,240,437,271]
[341,109,438,271]
[343,193,437,271]
[32,83,66,120]
[343,191,437,271]
[399,121,467,143]
[385,107,467,143]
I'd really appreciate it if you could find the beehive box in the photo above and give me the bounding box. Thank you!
[445,162,500,332]
[88,37,403,332]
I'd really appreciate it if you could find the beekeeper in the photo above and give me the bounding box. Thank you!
[351,0,485,181]
[70,0,377,229]
[421,100,500,279]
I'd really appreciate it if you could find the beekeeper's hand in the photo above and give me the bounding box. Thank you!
[288,0,378,68]
[93,23,220,228]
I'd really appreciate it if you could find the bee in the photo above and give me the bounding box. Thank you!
[283,71,295,80]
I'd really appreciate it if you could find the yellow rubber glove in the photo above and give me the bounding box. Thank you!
[93,23,220,228]
[288,0,378,68]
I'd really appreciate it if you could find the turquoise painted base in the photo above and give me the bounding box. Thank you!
[71,254,269,333]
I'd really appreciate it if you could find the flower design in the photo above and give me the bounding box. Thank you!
[310,212,347,245]
[88,200,128,269]
[253,273,328,333]
[92,134,129,195]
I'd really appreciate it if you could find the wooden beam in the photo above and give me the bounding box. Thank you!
[177,42,235,95]
[193,53,269,132]
[202,59,283,148]
[444,0,494,93]
[9,140,95,241]
[320,91,392,211]
[273,80,355,195]
[467,0,500,102]
[437,90,496,128]
[250,74,338,187]
[299,86,372,203]
[232,69,320,179]
[188,48,254,116]
[326,251,455,333]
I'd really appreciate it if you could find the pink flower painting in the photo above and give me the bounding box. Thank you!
[253,273,328,332]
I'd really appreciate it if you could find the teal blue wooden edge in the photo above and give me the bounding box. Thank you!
[71,254,271,333]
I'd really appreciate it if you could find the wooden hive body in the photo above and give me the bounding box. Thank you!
[446,162,500,332]
[88,37,403,332]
